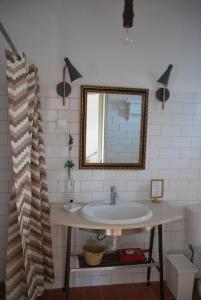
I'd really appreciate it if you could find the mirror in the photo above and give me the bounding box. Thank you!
[80,85,149,169]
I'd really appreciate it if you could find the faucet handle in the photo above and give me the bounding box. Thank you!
[115,191,119,202]
[111,185,115,193]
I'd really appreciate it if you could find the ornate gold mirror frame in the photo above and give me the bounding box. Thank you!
[79,85,149,170]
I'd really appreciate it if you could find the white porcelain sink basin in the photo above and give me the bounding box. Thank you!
[81,202,152,225]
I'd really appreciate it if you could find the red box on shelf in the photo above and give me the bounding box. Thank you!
[117,248,146,263]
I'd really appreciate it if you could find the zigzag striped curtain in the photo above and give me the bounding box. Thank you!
[5,49,54,300]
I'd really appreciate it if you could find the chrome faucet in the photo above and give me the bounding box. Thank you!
[111,186,118,205]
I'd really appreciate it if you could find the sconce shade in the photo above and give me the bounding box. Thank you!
[123,0,134,28]
[64,57,82,82]
[157,64,173,86]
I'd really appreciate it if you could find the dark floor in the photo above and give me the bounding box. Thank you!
[37,281,201,300]
[1,281,201,300]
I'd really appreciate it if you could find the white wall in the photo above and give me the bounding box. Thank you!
[0,0,201,92]
[0,0,201,288]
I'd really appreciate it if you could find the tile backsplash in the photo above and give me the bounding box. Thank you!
[1,87,201,287]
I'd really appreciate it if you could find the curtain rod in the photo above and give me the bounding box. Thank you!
[0,21,20,59]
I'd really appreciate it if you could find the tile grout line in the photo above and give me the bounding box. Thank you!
[116,286,122,300]
[100,286,104,300]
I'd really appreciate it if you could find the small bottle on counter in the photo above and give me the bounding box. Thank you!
[64,199,81,213]
[69,199,74,209]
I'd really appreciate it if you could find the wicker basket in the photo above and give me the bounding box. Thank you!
[83,239,104,266]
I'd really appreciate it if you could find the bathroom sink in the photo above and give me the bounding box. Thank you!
[81,202,152,225]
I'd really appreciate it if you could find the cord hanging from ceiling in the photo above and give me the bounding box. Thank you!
[122,0,134,45]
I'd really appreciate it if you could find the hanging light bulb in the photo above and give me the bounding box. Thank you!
[123,28,134,45]
[122,0,134,45]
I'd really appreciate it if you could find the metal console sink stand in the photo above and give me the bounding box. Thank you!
[50,201,183,300]
[63,225,164,300]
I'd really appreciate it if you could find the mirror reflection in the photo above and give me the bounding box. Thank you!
[80,86,148,169]
[86,92,142,163]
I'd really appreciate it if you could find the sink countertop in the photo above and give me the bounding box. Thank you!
[50,201,183,230]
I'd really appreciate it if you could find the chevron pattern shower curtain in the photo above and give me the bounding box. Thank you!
[5,49,54,300]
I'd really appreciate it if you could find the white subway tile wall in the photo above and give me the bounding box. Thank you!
[0,89,201,287]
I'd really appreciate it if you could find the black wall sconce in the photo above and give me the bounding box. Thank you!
[155,64,173,110]
[56,57,82,106]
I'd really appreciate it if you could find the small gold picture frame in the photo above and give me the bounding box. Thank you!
[150,179,164,203]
